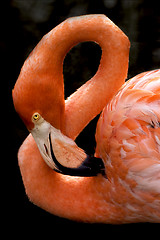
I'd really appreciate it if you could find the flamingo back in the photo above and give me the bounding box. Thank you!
[95,69,160,222]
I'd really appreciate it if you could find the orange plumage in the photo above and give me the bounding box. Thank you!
[13,15,160,223]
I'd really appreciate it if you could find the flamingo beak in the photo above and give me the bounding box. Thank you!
[30,115,57,170]
[48,133,106,177]
[30,113,105,177]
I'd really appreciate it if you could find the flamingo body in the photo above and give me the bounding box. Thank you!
[95,70,160,222]
[18,70,160,223]
[13,15,160,223]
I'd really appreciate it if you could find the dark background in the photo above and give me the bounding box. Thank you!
[5,0,160,235]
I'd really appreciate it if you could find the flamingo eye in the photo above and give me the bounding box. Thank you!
[32,112,41,122]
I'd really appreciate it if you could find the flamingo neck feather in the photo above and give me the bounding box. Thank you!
[14,15,129,137]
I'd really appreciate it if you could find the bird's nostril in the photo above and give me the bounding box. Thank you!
[44,144,49,156]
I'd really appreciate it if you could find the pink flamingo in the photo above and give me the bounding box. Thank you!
[13,14,160,223]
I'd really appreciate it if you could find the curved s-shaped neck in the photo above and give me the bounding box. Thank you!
[22,15,130,137]
[60,15,130,139]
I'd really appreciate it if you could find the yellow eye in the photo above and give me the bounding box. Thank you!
[32,112,40,122]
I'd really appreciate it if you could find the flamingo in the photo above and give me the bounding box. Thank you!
[12,14,160,224]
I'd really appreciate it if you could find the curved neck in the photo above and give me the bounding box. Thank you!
[29,15,130,137]
[58,15,129,139]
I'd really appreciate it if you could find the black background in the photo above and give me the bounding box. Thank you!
[5,0,160,235]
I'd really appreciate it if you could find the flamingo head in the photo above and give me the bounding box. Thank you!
[12,51,71,173]
[12,56,105,177]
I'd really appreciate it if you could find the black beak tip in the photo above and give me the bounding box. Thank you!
[79,155,106,177]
